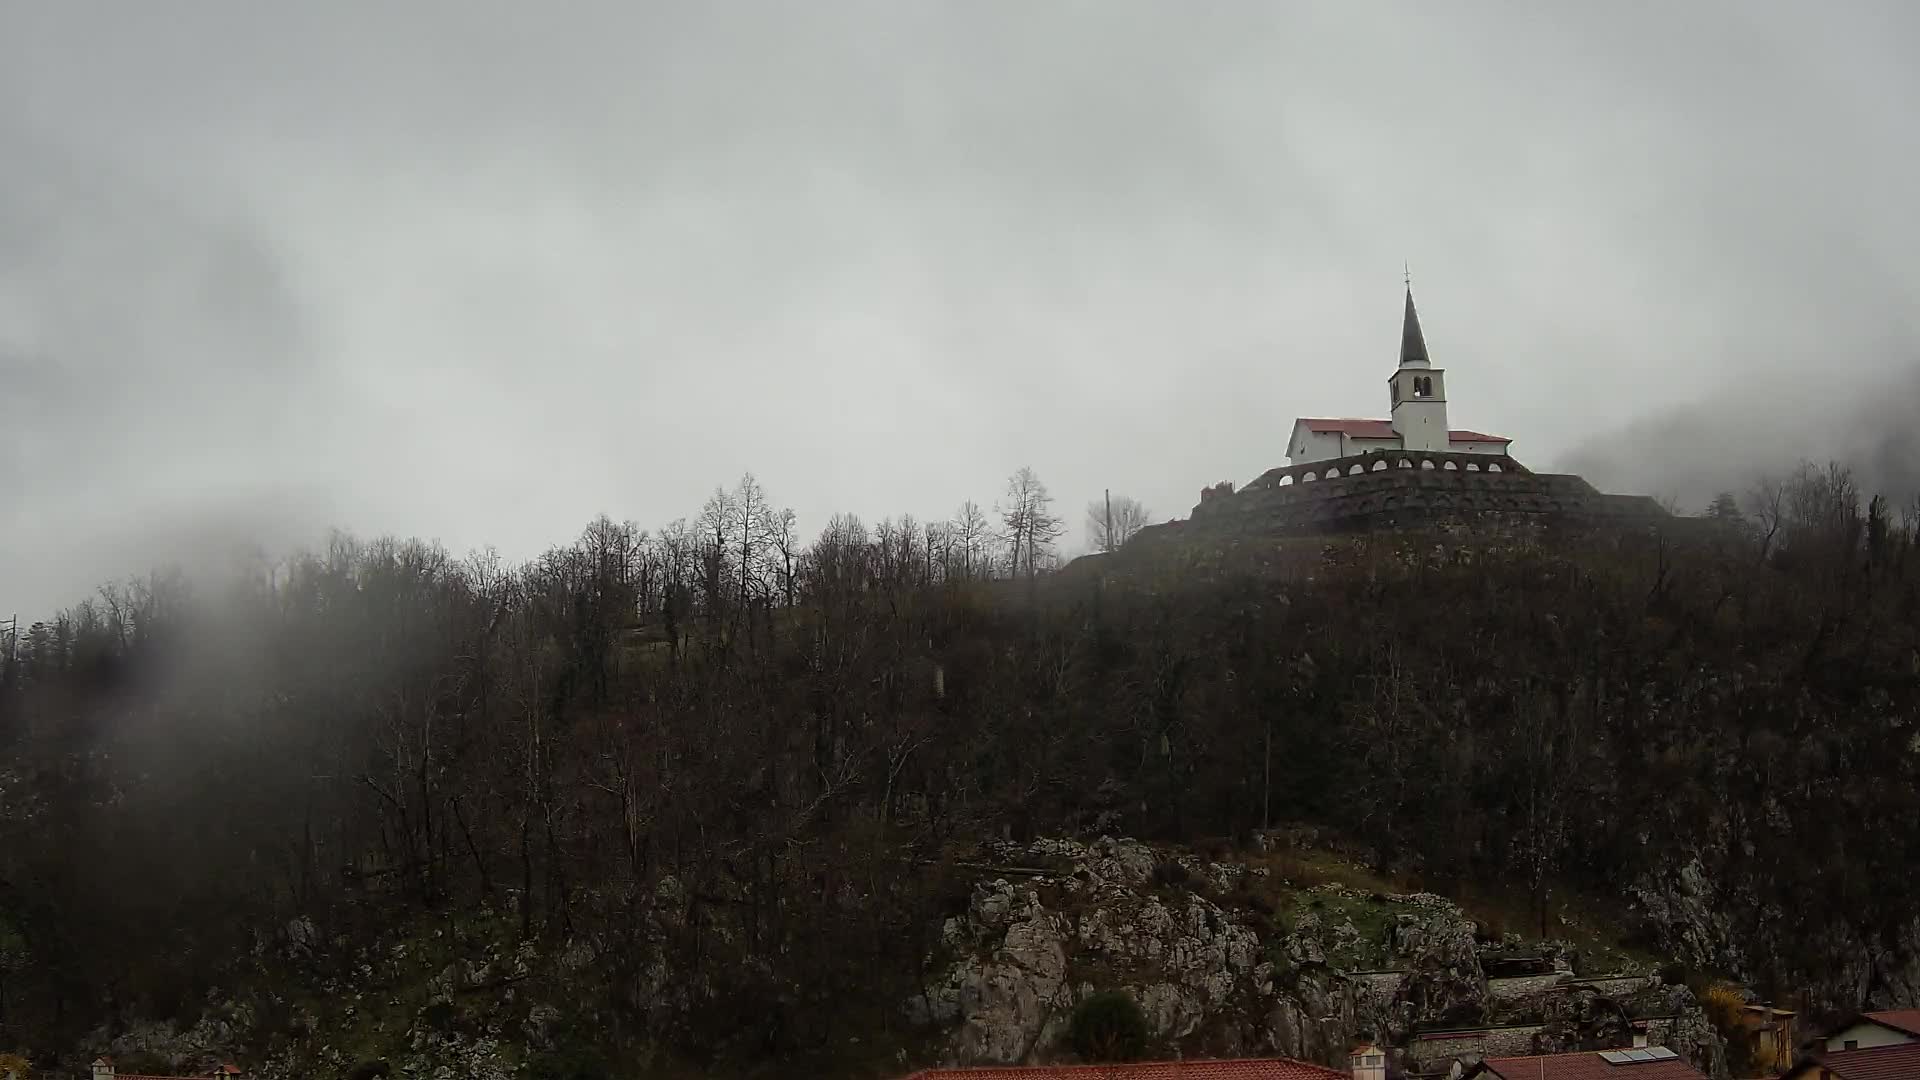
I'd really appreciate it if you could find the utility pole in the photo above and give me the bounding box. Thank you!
[1104,489,1113,554]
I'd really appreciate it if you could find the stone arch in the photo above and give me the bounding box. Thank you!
[1371,459,1389,472]
[1277,474,1294,486]
[1443,460,1459,471]
[1349,464,1366,475]
[1302,472,1316,483]
[1488,463,1503,473]
[1398,458,1414,469]
[1466,462,1481,472]
[1325,468,1342,480]
[1420,459,1437,470]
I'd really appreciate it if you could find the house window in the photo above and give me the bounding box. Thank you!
[1844,1040,1859,1051]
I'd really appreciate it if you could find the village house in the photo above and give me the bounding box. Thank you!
[1450,1047,1707,1080]
[1726,1004,1796,1075]
[1776,1008,1920,1080]
[1811,1008,1920,1053]
[898,1045,1386,1080]
[1779,1041,1920,1080]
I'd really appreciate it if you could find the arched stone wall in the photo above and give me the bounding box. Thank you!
[1241,448,1529,492]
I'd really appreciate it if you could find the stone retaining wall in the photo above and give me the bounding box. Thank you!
[1568,975,1660,998]
[1179,452,1668,536]
[1486,972,1570,1000]
[1407,1025,1548,1069]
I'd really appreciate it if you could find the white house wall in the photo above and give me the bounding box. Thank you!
[1824,1022,1917,1051]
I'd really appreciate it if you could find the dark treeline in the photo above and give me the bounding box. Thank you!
[0,462,1917,1071]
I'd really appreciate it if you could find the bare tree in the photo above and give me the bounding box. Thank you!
[1744,470,1789,562]
[696,486,737,621]
[950,500,995,581]
[1085,493,1154,553]
[770,507,801,608]
[732,472,777,608]
[999,467,1065,586]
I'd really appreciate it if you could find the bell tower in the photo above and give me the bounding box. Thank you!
[1388,286,1449,451]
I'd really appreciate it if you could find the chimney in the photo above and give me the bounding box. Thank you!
[91,1058,115,1080]
[1350,1043,1387,1080]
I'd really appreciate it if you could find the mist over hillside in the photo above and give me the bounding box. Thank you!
[1556,363,1920,513]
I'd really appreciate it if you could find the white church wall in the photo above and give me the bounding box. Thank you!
[1288,427,1344,466]
[1393,404,1450,452]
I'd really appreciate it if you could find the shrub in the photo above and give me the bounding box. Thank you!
[420,1000,456,1031]
[1149,861,1190,888]
[528,1042,612,1080]
[1069,990,1150,1063]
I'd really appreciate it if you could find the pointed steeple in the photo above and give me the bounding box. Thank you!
[1399,287,1430,368]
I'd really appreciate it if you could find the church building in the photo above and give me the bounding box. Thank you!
[1285,289,1511,466]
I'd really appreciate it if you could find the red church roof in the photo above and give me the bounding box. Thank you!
[1300,418,1396,438]
[901,1059,1348,1080]
[1294,418,1511,444]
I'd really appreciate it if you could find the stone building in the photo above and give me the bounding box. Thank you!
[1285,289,1511,467]
[1163,289,1664,537]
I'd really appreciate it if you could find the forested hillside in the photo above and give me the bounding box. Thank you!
[1,462,1917,1076]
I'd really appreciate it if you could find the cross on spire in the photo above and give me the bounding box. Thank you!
[1404,262,1412,289]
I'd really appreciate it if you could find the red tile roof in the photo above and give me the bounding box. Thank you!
[901,1059,1348,1080]
[1864,1008,1920,1037]
[91,1062,243,1080]
[1294,418,1510,444]
[1805,1041,1920,1080]
[1301,418,1398,439]
[1478,1049,1706,1080]
[1447,429,1512,443]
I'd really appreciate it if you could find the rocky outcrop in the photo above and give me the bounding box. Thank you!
[1632,855,1920,1015]
[911,838,1271,1063]
[912,837,1727,1079]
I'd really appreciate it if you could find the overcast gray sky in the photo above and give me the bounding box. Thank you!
[4,1,1918,619]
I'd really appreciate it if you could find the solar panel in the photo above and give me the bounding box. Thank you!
[1646,1047,1678,1060]
[1625,1049,1657,1061]
[1599,1051,1632,1064]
